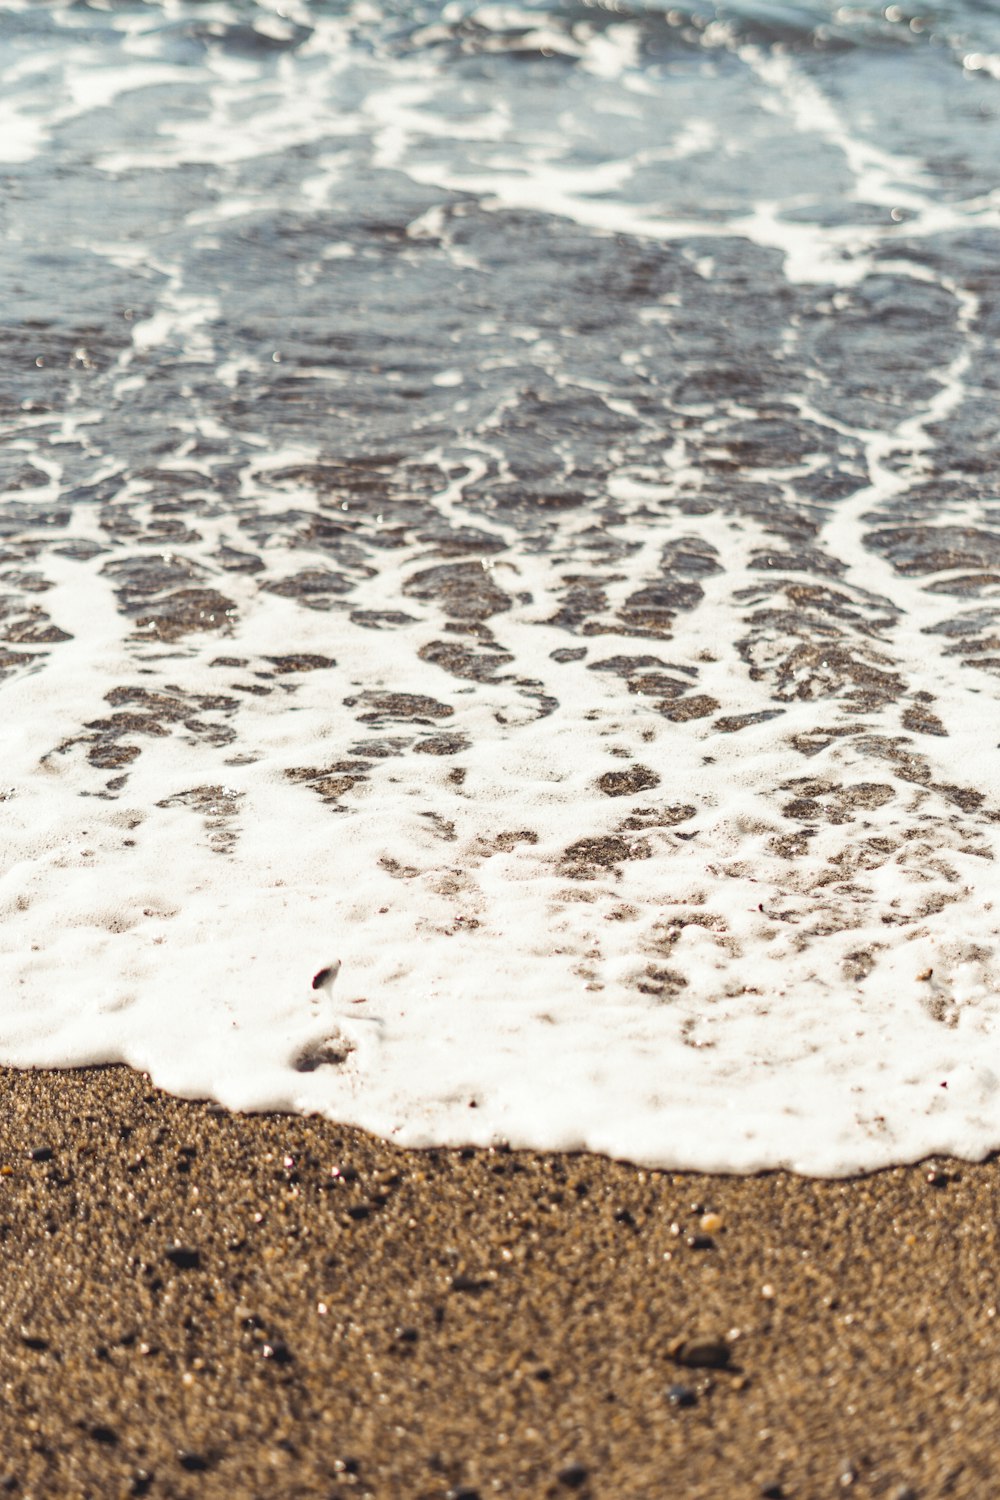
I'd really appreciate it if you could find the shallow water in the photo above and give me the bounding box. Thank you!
[2,0,1000,1173]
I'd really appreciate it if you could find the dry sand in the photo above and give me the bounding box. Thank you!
[0,1065,997,1499]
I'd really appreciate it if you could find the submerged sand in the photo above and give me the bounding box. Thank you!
[0,1066,997,1499]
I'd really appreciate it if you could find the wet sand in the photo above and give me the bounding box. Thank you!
[0,1068,997,1499]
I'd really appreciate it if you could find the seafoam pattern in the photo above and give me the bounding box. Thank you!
[2,1,1000,1172]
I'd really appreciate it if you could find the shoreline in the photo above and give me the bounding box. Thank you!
[0,1065,997,1498]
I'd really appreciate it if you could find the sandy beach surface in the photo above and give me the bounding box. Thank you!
[0,1066,996,1500]
[5,9,1000,1495]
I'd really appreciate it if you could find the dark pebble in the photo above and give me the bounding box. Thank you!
[29,1146,53,1163]
[347,1204,371,1221]
[446,1489,481,1500]
[613,1208,636,1227]
[667,1384,698,1408]
[89,1425,118,1445]
[395,1326,419,1343]
[926,1170,948,1188]
[450,1273,489,1293]
[670,1338,731,1370]
[760,1485,785,1499]
[178,1452,209,1472]
[558,1463,589,1488]
[686,1233,716,1250]
[164,1245,201,1270]
[260,1340,293,1364]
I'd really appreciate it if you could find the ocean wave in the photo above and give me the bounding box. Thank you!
[9,0,1000,69]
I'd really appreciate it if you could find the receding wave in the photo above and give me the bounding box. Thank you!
[1,0,1000,1175]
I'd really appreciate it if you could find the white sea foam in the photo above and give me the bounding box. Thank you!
[4,444,1000,1175]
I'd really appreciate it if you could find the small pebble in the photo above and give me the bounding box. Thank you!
[557,1464,588,1490]
[311,960,341,992]
[450,1273,486,1292]
[667,1383,697,1407]
[164,1245,202,1271]
[178,1452,209,1472]
[29,1146,53,1163]
[667,1337,731,1370]
[699,1211,724,1234]
[686,1233,715,1251]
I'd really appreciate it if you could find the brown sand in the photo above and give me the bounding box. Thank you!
[0,1067,997,1500]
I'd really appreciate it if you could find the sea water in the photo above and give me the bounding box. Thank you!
[2,0,1000,1174]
